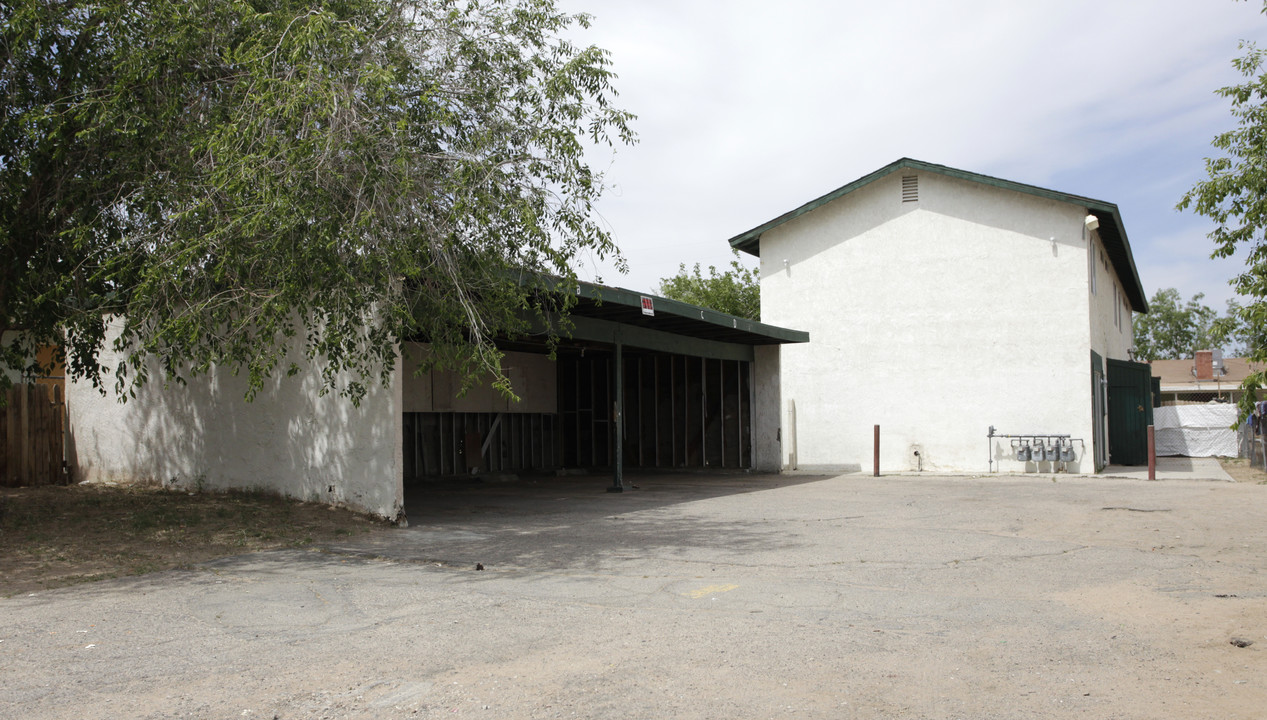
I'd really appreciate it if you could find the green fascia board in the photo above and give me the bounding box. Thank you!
[574,281,809,344]
[529,272,810,345]
[727,157,1149,314]
[538,314,756,362]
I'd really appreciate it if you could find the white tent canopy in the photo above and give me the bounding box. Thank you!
[1153,404,1239,458]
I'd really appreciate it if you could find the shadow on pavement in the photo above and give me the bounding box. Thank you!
[319,471,834,572]
[402,470,828,523]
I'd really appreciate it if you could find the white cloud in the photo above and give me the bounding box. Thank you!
[559,0,1266,308]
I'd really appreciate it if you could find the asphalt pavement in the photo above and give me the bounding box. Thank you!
[2,471,1264,719]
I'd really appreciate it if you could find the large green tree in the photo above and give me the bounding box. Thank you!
[1,0,632,401]
[1179,0,1267,416]
[1131,288,1219,361]
[657,251,759,321]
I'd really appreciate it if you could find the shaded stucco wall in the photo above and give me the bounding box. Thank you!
[401,343,557,414]
[759,171,1101,473]
[752,344,782,471]
[1085,226,1137,467]
[1087,227,1135,362]
[67,319,404,520]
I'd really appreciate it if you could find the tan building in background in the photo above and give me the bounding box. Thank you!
[1149,350,1259,406]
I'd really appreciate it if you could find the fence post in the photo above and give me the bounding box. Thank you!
[20,384,32,484]
[873,424,880,477]
[1147,425,1155,481]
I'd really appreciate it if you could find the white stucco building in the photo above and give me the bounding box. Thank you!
[68,317,408,520]
[59,158,1155,519]
[730,158,1150,473]
[65,289,807,520]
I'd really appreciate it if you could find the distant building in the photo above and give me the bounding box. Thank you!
[1149,350,1259,406]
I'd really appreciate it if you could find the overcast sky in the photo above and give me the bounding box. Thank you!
[558,0,1265,313]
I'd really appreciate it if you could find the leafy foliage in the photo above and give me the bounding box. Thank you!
[1178,3,1267,417]
[1213,297,1266,357]
[1131,288,1219,361]
[656,251,759,321]
[0,0,633,401]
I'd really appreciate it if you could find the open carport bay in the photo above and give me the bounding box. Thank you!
[3,472,1266,719]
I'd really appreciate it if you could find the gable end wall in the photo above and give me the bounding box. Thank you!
[759,171,1096,472]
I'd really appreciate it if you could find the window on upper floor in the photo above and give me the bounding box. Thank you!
[1114,287,1122,330]
[1089,244,1097,295]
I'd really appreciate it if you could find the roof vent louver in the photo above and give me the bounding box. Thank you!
[901,175,918,203]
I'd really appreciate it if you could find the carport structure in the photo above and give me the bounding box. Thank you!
[401,281,808,491]
[67,281,806,522]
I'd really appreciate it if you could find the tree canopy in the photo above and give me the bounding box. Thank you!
[0,0,633,401]
[1179,0,1267,416]
[1132,288,1220,361]
[656,251,759,321]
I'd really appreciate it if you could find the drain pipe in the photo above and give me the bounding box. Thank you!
[988,426,995,472]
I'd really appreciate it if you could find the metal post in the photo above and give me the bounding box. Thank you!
[873,424,880,477]
[609,341,626,492]
[1147,424,1155,481]
[987,426,995,473]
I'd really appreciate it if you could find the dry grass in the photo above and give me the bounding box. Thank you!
[0,483,390,597]
[1217,457,1267,484]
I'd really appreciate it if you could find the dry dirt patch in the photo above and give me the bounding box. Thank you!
[1219,457,1267,484]
[0,483,390,597]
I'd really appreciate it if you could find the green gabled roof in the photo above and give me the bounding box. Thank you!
[727,157,1149,313]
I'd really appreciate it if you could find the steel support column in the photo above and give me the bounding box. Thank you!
[609,341,627,492]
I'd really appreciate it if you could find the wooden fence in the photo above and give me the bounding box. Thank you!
[1,383,68,487]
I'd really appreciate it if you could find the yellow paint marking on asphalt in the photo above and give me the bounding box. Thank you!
[685,584,739,599]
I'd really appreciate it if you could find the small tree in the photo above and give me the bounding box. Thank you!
[657,251,760,321]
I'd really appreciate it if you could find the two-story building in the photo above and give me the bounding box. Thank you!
[734,158,1151,473]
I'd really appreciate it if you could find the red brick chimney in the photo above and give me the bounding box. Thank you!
[1194,350,1214,381]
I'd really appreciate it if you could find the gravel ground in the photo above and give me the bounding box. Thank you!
[1,472,1264,719]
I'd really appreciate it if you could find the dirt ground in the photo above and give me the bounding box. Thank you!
[0,483,388,597]
[1219,456,1267,483]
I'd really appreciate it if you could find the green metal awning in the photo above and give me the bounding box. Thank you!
[523,279,808,363]
[568,281,807,346]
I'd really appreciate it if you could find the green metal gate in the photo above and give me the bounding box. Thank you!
[1106,359,1154,466]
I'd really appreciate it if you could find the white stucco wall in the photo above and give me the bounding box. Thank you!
[1086,229,1135,362]
[67,319,404,520]
[401,343,557,414]
[1084,227,1137,468]
[752,344,782,471]
[759,171,1099,473]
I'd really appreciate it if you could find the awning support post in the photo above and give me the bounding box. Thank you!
[608,341,627,492]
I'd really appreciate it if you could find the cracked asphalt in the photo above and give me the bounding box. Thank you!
[2,472,1265,719]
